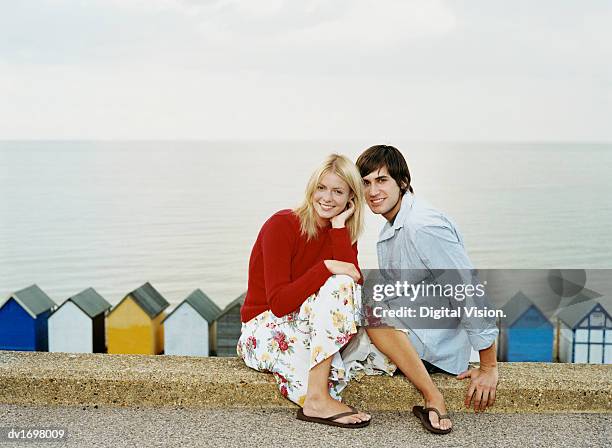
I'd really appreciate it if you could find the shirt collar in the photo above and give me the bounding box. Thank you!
[378,193,414,242]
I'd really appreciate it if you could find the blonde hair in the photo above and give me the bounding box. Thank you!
[293,154,365,244]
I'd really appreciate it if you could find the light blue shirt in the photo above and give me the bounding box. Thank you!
[376,193,499,375]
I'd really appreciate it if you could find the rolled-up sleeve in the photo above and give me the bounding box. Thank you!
[465,327,499,351]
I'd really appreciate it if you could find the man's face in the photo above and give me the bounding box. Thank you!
[362,165,403,221]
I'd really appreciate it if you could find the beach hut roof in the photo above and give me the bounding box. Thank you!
[112,282,170,318]
[564,288,602,307]
[217,292,246,319]
[1,284,56,319]
[501,291,549,327]
[557,296,612,329]
[63,287,111,318]
[163,289,221,323]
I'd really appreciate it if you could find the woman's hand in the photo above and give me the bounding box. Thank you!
[330,199,355,229]
[324,260,361,282]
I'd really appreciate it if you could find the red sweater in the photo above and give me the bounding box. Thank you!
[240,209,362,322]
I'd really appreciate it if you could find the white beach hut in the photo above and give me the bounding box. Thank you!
[163,289,221,356]
[556,296,612,364]
[48,287,111,353]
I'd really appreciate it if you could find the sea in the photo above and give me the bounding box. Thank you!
[1,141,611,309]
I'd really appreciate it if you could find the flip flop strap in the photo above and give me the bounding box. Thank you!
[326,410,359,421]
[423,407,451,421]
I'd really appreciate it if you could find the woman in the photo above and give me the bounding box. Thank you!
[238,153,376,427]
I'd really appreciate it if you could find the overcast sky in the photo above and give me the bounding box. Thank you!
[1,0,610,140]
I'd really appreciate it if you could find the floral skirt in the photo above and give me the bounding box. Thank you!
[237,274,397,407]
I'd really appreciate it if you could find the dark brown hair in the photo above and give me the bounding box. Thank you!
[356,145,413,194]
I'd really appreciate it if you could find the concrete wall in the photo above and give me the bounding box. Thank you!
[1,352,610,412]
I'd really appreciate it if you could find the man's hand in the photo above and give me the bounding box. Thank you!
[457,365,498,412]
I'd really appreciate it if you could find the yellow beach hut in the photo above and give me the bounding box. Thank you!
[106,282,170,354]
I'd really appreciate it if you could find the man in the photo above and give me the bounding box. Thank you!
[356,144,499,414]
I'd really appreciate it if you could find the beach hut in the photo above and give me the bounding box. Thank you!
[106,282,170,355]
[215,292,246,357]
[0,284,56,351]
[163,289,221,356]
[557,296,612,364]
[498,292,553,362]
[48,287,111,353]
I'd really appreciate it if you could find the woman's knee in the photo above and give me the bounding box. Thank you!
[313,275,357,306]
[307,275,360,323]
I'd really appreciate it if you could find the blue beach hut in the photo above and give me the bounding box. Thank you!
[0,284,56,351]
[557,296,612,364]
[498,292,553,362]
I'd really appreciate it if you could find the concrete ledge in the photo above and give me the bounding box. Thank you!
[0,351,610,413]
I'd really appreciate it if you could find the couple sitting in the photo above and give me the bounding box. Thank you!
[237,145,499,434]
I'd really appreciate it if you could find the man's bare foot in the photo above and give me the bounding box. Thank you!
[425,392,452,431]
[303,395,371,425]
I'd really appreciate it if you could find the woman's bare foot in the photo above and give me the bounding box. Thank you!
[302,395,371,425]
[425,391,452,431]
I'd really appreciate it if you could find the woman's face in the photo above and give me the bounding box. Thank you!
[312,171,352,223]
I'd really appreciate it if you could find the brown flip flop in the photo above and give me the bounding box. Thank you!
[412,405,453,434]
[296,405,371,429]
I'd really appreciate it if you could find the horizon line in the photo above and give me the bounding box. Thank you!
[1,139,611,144]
